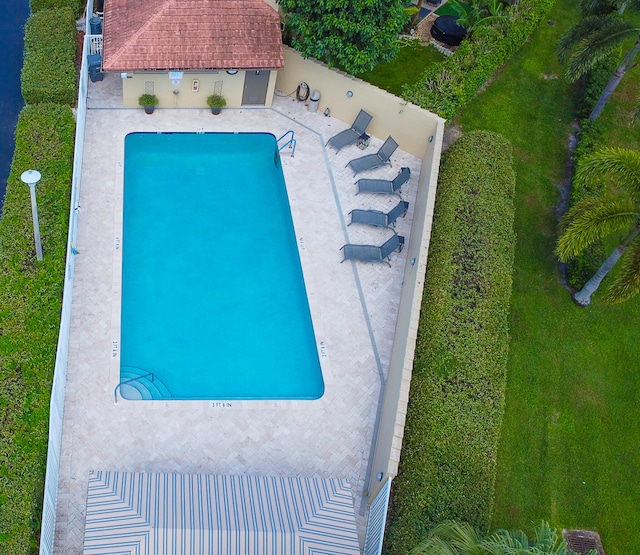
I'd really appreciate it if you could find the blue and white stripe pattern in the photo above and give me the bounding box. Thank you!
[83,471,361,554]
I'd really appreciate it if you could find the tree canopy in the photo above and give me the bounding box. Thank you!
[277,0,408,75]
[556,147,640,305]
[557,0,640,120]
[409,520,589,555]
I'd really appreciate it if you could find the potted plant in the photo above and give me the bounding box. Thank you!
[138,94,159,114]
[206,94,226,115]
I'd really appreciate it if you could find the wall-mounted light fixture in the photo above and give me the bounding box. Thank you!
[346,90,353,98]
[376,472,384,481]
[428,135,434,142]
[192,79,199,92]
[411,257,416,266]
[226,69,239,75]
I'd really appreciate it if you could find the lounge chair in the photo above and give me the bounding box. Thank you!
[356,167,411,195]
[326,109,373,152]
[348,200,409,228]
[347,136,399,175]
[340,233,405,264]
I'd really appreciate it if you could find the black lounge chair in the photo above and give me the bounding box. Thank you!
[356,167,411,196]
[347,136,399,175]
[348,200,409,228]
[340,233,405,264]
[326,109,373,153]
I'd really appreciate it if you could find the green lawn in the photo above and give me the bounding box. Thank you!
[455,1,640,553]
[356,39,445,97]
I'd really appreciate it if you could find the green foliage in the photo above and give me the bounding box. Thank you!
[557,147,640,303]
[21,8,77,106]
[409,520,580,555]
[403,0,555,120]
[565,120,607,288]
[448,0,508,34]
[0,104,75,554]
[30,0,84,16]
[277,0,409,74]
[557,14,638,83]
[577,50,620,118]
[138,93,159,107]
[206,94,226,109]
[384,131,516,555]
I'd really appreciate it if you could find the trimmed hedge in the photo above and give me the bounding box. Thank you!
[383,131,516,554]
[21,8,77,106]
[0,104,75,554]
[30,0,85,14]
[403,0,555,120]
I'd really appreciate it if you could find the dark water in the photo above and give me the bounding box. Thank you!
[0,0,30,207]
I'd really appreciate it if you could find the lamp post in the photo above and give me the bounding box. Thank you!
[20,169,43,261]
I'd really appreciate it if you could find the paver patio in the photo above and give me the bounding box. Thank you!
[53,73,421,552]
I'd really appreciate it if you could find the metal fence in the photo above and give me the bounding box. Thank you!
[38,20,91,555]
[363,478,392,555]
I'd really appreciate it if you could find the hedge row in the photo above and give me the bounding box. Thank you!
[403,0,555,120]
[0,104,75,554]
[383,131,516,554]
[21,7,77,106]
[30,0,84,15]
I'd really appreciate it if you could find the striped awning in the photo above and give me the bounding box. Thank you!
[83,471,361,554]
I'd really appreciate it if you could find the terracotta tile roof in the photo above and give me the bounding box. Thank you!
[102,0,284,72]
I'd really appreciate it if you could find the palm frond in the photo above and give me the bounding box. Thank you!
[409,520,487,555]
[602,232,640,302]
[575,147,640,194]
[483,527,530,552]
[556,197,639,260]
[558,16,637,81]
[580,0,636,15]
[409,535,463,555]
[531,522,567,554]
[558,17,605,65]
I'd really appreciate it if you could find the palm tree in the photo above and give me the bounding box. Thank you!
[556,148,640,306]
[558,1,640,121]
[409,520,585,555]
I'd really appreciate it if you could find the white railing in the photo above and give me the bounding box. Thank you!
[89,34,102,55]
[38,24,91,555]
[363,478,392,555]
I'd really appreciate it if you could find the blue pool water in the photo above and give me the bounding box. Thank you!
[120,132,324,400]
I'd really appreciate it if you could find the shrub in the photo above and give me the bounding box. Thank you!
[138,93,159,107]
[21,8,77,106]
[30,0,84,16]
[383,131,516,554]
[0,103,75,554]
[403,0,555,120]
[206,94,226,109]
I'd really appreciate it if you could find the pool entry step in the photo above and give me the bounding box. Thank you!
[116,367,172,402]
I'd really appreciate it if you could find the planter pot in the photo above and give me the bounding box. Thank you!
[211,107,222,115]
[144,106,155,115]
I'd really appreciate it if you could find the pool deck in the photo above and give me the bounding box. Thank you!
[54,73,421,552]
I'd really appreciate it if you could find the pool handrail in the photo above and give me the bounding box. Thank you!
[277,130,296,157]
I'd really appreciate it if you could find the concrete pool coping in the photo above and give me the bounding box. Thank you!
[51,71,437,552]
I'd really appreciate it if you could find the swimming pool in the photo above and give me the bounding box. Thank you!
[120,132,324,400]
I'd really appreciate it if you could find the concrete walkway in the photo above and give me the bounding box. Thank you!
[54,74,421,553]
